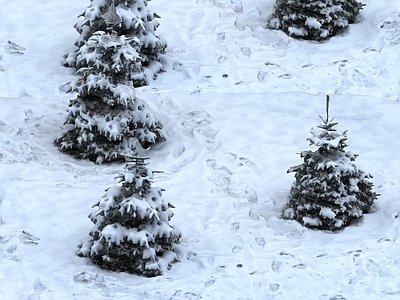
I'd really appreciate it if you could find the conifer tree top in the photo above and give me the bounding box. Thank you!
[307,96,348,152]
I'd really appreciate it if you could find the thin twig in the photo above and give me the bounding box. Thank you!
[325,95,330,123]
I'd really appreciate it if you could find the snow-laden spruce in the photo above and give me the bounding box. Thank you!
[55,30,165,163]
[78,144,181,277]
[283,96,378,231]
[268,0,365,41]
[63,0,166,87]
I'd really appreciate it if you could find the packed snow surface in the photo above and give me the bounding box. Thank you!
[1,0,400,299]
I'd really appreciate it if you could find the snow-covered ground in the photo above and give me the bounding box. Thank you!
[1,0,400,299]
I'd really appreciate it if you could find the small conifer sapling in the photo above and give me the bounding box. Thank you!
[268,0,365,41]
[283,96,378,230]
[55,13,165,163]
[63,0,166,87]
[78,142,182,277]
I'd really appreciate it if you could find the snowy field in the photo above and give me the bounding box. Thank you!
[1,0,400,299]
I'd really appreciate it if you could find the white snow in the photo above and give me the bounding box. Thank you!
[302,216,323,227]
[319,207,336,219]
[288,26,308,37]
[1,0,400,299]
[305,17,322,29]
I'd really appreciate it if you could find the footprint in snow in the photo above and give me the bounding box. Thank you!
[269,283,280,292]
[73,271,105,283]
[5,244,20,261]
[206,158,232,174]
[4,41,25,55]
[160,97,182,116]
[19,231,40,245]
[168,118,219,173]
[257,71,267,83]
[206,154,259,203]
[0,119,12,133]
[230,222,240,232]
[0,188,3,200]
[217,55,227,63]
[271,260,283,273]
[365,258,389,277]
[329,295,347,300]
[193,127,220,151]
[179,110,213,137]
[33,277,45,292]
[380,15,400,45]
[170,152,197,173]
[0,235,12,244]
[0,234,21,261]
[216,32,225,41]
[172,143,185,157]
[255,237,265,247]
[231,0,243,14]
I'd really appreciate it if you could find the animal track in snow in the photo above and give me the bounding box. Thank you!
[234,18,247,31]
[209,0,243,13]
[193,127,220,151]
[33,277,46,292]
[0,235,11,244]
[168,108,220,173]
[0,234,20,261]
[181,110,213,136]
[73,271,105,283]
[380,13,400,46]
[0,120,12,133]
[205,152,259,203]
[73,270,134,296]
[28,278,46,300]
[2,141,49,167]
[4,41,25,55]
[19,230,40,245]
[0,189,3,225]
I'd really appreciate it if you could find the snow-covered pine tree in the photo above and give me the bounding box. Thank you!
[268,0,365,41]
[283,96,378,231]
[64,0,166,87]
[78,143,181,277]
[55,28,165,164]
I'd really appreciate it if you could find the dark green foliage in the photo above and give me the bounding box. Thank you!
[283,96,378,230]
[78,146,181,277]
[64,0,167,87]
[268,0,365,41]
[55,31,165,163]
